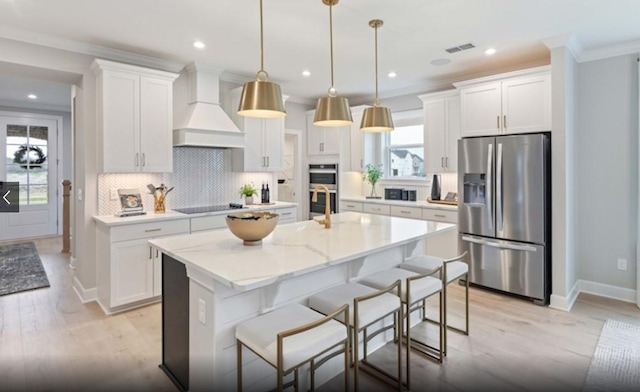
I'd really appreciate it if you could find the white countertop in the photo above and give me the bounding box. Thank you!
[340,196,458,211]
[149,211,455,291]
[93,201,298,227]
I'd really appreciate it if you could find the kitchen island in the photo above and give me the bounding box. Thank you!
[149,211,455,392]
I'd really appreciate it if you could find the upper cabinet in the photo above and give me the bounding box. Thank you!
[456,67,551,138]
[419,91,460,173]
[92,59,178,173]
[306,111,343,156]
[231,88,286,172]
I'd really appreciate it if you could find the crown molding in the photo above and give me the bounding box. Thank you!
[579,40,640,63]
[543,34,583,60]
[0,25,185,72]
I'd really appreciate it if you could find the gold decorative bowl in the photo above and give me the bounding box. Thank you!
[225,211,280,245]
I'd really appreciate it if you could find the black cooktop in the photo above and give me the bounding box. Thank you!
[174,203,246,214]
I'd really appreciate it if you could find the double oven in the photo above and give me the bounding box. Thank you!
[309,164,338,219]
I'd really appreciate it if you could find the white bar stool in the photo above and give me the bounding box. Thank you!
[400,251,469,355]
[359,267,444,388]
[235,303,349,392]
[308,281,403,391]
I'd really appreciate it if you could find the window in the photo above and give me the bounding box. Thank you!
[6,124,50,204]
[383,110,425,179]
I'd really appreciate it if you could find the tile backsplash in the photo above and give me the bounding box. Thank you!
[98,147,274,215]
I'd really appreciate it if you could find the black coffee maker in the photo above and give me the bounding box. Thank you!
[430,174,441,200]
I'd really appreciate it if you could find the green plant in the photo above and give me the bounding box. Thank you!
[362,163,383,186]
[239,183,258,197]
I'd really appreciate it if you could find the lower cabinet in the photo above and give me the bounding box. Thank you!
[96,218,190,314]
[273,206,297,224]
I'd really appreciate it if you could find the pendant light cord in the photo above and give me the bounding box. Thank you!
[329,3,335,93]
[374,23,379,106]
[260,0,264,72]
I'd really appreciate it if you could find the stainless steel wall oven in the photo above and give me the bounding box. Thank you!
[309,164,338,219]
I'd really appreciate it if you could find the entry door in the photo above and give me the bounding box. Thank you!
[0,115,58,240]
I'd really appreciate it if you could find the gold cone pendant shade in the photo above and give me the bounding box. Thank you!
[361,19,394,132]
[237,0,286,118]
[314,0,352,127]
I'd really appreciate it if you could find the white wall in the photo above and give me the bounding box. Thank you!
[575,54,638,290]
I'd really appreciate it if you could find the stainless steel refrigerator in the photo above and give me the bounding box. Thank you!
[458,133,550,305]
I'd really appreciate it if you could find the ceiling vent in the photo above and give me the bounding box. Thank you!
[445,43,475,54]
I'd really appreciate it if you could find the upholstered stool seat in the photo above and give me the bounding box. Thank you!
[236,303,349,391]
[400,251,470,355]
[308,282,403,391]
[360,266,445,386]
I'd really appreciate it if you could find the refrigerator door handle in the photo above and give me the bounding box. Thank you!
[486,143,493,229]
[461,235,537,252]
[497,143,503,232]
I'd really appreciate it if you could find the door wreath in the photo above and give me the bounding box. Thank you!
[13,144,47,169]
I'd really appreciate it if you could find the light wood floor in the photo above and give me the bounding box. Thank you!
[1,237,639,391]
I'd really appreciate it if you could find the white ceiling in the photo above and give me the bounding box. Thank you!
[0,0,639,104]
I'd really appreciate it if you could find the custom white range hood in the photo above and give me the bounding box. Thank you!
[173,63,244,148]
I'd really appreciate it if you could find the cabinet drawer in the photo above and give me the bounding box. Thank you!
[341,201,363,212]
[390,206,422,220]
[191,215,227,232]
[422,208,457,224]
[363,203,390,215]
[111,219,190,242]
[274,207,297,221]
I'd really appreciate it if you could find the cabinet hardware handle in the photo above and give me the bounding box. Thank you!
[497,115,500,129]
[281,212,291,216]
[135,153,139,167]
[267,156,270,167]
[373,207,381,211]
[445,157,449,168]
[441,157,444,167]
[360,159,363,168]
[400,210,410,214]
[149,246,152,259]
[346,204,355,208]
[156,249,159,258]
[503,115,507,129]
[145,228,162,232]
[434,214,446,218]
[142,153,146,167]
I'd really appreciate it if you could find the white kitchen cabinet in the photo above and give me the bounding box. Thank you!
[456,67,551,138]
[273,206,297,224]
[419,91,460,173]
[363,203,390,215]
[306,111,344,156]
[231,89,286,172]
[340,201,363,212]
[390,205,423,220]
[96,218,190,314]
[91,59,178,173]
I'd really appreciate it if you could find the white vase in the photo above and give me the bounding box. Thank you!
[245,196,254,205]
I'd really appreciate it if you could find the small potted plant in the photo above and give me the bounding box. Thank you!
[362,163,383,199]
[239,183,258,205]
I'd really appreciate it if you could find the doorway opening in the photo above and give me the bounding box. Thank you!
[281,129,304,220]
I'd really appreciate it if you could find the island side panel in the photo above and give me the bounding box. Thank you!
[161,254,190,392]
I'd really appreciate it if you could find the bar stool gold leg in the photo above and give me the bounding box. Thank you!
[237,341,242,392]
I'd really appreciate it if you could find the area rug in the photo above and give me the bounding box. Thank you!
[0,241,50,296]
[583,319,640,392]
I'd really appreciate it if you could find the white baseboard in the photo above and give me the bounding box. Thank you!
[73,276,97,304]
[550,280,580,311]
[578,279,637,303]
[550,279,637,311]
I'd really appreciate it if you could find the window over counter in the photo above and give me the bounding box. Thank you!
[383,109,426,179]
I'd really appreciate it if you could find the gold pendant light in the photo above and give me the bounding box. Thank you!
[238,0,286,118]
[313,0,352,127]
[361,19,394,132]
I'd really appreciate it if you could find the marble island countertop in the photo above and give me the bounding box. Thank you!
[341,196,458,211]
[149,211,455,291]
[93,201,298,227]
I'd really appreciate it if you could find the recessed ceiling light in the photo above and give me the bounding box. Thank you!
[387,71,397,78]
[302,70,311,77]
[193,41,205,49]
[28,94,37,99]
[485,48,497,55]
[430,59,451,66]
